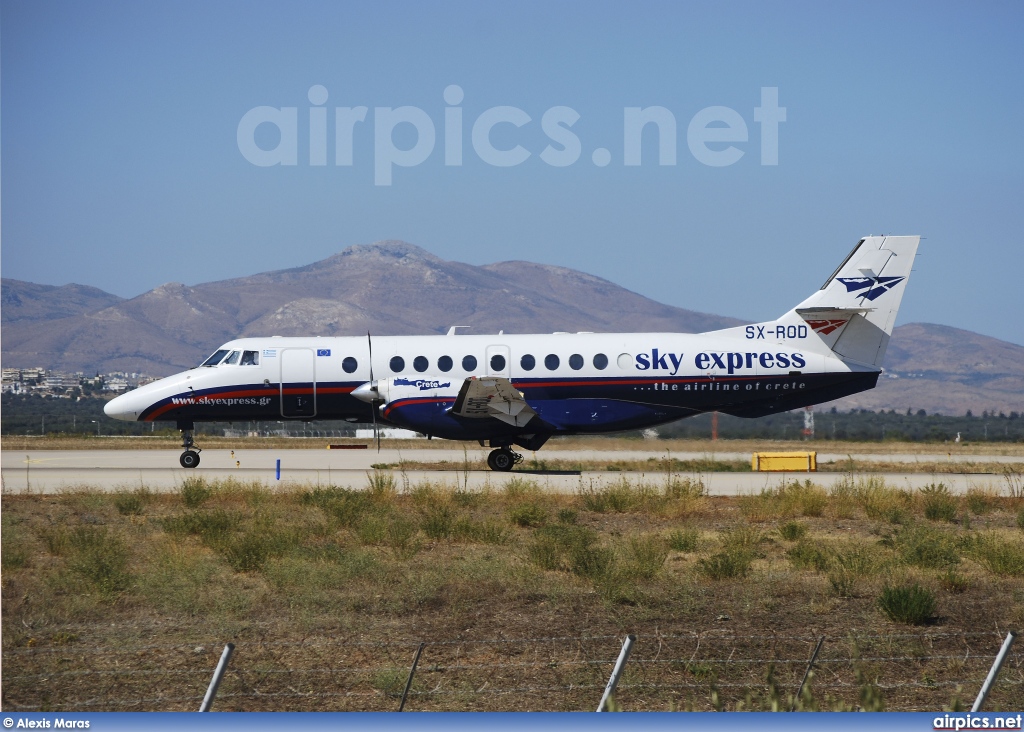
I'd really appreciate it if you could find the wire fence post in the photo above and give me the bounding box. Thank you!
[790,635,825,711]
[199,643,235,712]
[971,631,1017,712]
[596,634,635,712]
[398,642,425,712]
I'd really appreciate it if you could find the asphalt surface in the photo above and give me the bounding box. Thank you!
[2,447,1019,494]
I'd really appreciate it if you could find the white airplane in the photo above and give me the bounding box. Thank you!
[105,235,920,470]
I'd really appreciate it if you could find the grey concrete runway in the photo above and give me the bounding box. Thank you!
[1,447,1017,494]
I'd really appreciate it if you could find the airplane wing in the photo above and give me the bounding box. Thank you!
[449,376,537,427]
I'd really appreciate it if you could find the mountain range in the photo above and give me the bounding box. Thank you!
[3,240,1022,415]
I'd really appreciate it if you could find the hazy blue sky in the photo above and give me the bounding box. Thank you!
[3,1,1022,344]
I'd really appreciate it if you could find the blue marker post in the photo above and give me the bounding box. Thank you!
[276,459,281,481]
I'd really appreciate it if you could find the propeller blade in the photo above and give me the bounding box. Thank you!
[367,331,380,452]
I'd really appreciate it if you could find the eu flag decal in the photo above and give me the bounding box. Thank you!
[317,349,331,357]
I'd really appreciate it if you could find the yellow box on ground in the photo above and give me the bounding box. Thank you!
[752,452,817,472]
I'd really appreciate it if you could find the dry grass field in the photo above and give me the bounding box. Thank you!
[3,468,1024,712]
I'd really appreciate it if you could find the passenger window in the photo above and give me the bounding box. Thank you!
[390,356,405,372]
[342,356,358,373]
[462,355,477,371]
[223,351,241,365]
[545,354,560,370]
[414,356,428,372]
[569,354,584,370]
[438,355,453,372]
[593,353,609,370]
[490,354,506,372]
[240,351,260,366]
[202,349,229,367]
[520,354,535,371]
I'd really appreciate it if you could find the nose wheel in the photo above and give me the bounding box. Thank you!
[179,428,201,469]
[486,447,521,472]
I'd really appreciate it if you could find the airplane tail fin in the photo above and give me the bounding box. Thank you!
[707,235,920,369]
[783,235,920,368]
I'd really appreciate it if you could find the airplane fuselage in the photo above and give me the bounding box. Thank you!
[105,331,876,441]
[103,235,920,469]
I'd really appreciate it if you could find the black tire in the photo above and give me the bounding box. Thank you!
[488,449,514,472]
[180,450,200,469]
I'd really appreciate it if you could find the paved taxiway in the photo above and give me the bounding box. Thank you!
[2,447,1019,494]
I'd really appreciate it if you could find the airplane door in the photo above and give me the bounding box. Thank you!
[280,349,316,418]
[486,345,511,377]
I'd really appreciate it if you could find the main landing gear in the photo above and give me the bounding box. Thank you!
[486,447,522,472]
[178,425,201,468]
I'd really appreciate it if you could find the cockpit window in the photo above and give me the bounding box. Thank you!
[240,350,260,366]
[223,351,241,365]
[202,349,229,367]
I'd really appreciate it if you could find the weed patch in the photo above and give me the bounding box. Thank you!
[625,534,668,579]
[878,584,937,625]
[920,484,959,523]
[509,502,547,527]
[180,477,213,508]
[779,521,808,541]
[883,525,960,570]
[667,527,699,552]
[113,487,151,515]
[963,533,1024,576]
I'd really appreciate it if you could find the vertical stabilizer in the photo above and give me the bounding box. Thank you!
[703,235,920,369]
[789,235,920,367]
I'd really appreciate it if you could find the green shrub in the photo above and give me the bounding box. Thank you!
[509,502,547,527]
[180,477,213,508]
[1017,507,1024,531]
[738,481,827,522]
[65,526,132,596]
[921,484,959,522]
[883,525,960,569]
[162,509,237,545]
[386,516,420,559]
[420,505,455,540]
[787,541,830,571]
[878,584,936,625]
[557,508,578,524]
[965,488,998,516]
[114,488,151,516]
[452,517,509,545]
[626,535,668,579]
[503,477,541,501]
[221,532,274,572]
[527,525,602,574]
[1,516,29,570]
[366,470,397,502]
[569,543,616,581]
[939,568,969,594]
[779,521,808,541]
[854,477,913,523]
[698,549,752,580]
[964,533,1024,576]
[664,476,706,500]
[527,534,562,570]
[579,479,658,513]
[667,527,699,552]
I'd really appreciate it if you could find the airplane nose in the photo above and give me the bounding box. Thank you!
[104,392,139,421]
[351,381,381,403]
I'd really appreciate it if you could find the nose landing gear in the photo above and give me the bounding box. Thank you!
[486,447,521,472]
[178,424,201,468]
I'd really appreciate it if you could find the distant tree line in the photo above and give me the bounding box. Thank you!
[2,393,1022,443]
